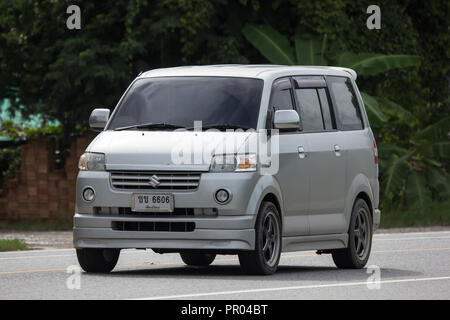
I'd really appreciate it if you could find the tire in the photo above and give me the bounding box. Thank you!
[238,201,282,275]
[76,248,120,273]
[332,199,373,269]
[180,252,216,266]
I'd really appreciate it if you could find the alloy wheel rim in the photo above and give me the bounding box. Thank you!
[262,212,280,266]
[354,208,370,259]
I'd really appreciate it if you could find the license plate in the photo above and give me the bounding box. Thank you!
[132,193,174,212]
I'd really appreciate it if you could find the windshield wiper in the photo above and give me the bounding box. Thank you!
[185,124,252,131]
[114,122,186,131]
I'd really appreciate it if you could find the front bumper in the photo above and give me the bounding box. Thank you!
[73,214,255,250]
[74,170,259,251]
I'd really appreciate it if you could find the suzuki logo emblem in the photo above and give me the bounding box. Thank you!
[149,175,160,188]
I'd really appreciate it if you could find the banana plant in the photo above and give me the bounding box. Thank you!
[242,24,326,65]
[379,116,450,210]
[242,24,450,210]
[242,24,420,128]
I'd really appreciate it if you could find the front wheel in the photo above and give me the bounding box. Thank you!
[76,248,120,273]
[238,201,282,275]
[332,199,373,269]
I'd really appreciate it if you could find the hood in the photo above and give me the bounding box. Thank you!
[86,130,254,171]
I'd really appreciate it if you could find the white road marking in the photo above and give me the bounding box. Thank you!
[375,236,450,241]
[132,276,450,300]
[375,230,450,237]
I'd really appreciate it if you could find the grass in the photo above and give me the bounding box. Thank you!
[0,239,28,252]
[0,219,72,231]
[380,200,450,229]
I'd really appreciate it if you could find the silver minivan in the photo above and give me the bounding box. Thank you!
[74,65,381,275]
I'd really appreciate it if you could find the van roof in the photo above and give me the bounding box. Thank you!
[140,65,357,81]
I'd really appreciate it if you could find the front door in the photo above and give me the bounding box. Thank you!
[270,77,309,236]
[292,77,346,235]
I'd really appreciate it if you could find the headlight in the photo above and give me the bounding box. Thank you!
[78,152,105,171]
[210,154,256,172]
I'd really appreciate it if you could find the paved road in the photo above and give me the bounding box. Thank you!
[0,230,449,300]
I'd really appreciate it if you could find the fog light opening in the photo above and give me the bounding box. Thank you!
[215,189,231,204]
[82,187,95,202]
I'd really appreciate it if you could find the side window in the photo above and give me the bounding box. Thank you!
[327,76,364,130]
[295,88,323,132]
[270,79,294,111]
[268,78,297,129]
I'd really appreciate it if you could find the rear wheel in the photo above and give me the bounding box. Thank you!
[332,199,372,269]
[76,248,120,273]
[180,252,216,266]
[238,201,282,275]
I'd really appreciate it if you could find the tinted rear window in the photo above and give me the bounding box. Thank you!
[327,76,364,130]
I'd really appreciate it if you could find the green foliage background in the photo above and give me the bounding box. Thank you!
[0,0,448,217]
[1,0,448,130]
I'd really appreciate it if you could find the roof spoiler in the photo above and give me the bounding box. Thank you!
[327,67,357,80]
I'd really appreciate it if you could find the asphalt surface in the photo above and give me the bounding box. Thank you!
[0,230,449,300]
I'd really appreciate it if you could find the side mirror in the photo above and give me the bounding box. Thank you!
[89,108,110,131]
[273,110,300,130]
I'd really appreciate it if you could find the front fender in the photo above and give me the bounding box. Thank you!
[246,174,284,227]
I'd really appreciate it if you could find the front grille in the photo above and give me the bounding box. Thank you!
[111,221,195,232]
[110,171,201,191]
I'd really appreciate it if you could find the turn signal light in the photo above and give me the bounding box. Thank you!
[238,157,252,170]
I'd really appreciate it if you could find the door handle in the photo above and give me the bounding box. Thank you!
[298,146,306,159]
[334,144,341,156]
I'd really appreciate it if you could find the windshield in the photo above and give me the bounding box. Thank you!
[107,77,264,130]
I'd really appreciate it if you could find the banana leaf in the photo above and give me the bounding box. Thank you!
[377,97,417,123]
[427,167,450,199]
[242,24,296,65]
[421,141,450,159]
[382,154,409,201]
[338,52,420,76]
[294,34,327,65]
[378,143,408,159]
[415,116,450,141]
[405,171,432,209]
[360,92,387,126]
